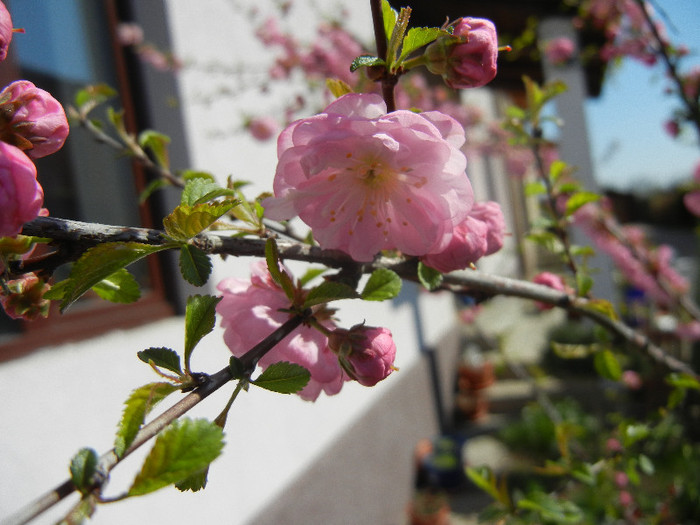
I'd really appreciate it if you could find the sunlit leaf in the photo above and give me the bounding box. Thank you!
[303,280,359,308]
[179,245,212,286]
[252,361,310,394]
[163,201,235,241]
[184,295,222,370]
[361,268,402,300]
[91,268,141,304]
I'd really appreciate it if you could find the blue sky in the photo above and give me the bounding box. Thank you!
[585,0,699,192]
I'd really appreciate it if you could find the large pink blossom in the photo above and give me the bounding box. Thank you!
[0,81,69,158]
[263,93,474,261]
[0,1,12,62]
[0,142,43,237]
[424,17,498,89]
[216,260,345,401]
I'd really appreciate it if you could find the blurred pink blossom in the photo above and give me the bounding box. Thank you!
[532,271,568,310]
[247,115,279,141]
[0,0,11,61]
[0,80,69,158]
[0,142,43,237]
[217,260,345,401]
[328,324,396,387]
[116,22,144,46]
[543,37,575,65]
[263,93,474,261]
[621,370,643,390]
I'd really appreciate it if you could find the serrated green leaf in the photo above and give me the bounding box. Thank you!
[417,262,443,291]
[114,382,179,458]
[181,178,236,207]
[91,268,141,304]
[350,55,385,72]
[60,242,169,312]
[163,201,235,241]
[252,361,310,394]
[181,170,216,182]
[70,448,99,495]
[128,418,225,496]
[179,245,212,286]
[264,238,296,301]
[398,26,442,62]
[303,280,359,308]
[175,467,209,492]
[594,349,622,381]
[565,191,600,216]
[184,295,222,371]
[361,268,401,301]
[326,78,353,98]
[138,130,171,169]
[381,0,397,46]
[138,347,183,375]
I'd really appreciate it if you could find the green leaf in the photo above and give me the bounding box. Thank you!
[175,467,209,492]
[575,270,594,297]
[114,382,179,458]
[548,160,569,182]
[74,83,117,115]
[70,448,99,495]
[326,78,353,97]
[398,26,442,62]
[264,238,296,301]
[138,130,171,169]
[128,418,225,496]
[583,299,619,321]
[381,0,398,46]
[184,295,222,371]
[386,7,411,67]
[181,169,216,182]
[594,349,622,381]
[181,177,236,207]
[350,55,385,72]
[517,491,583,523]
[361,268,402,301]
[303,280,359,308]
[163,201,235,241]
[466,466,501,502]
[417,262,443,291]
[139,178,171,204]
[666,373,700,391]
[60,242,170,312]
[565,191,600,216]
[622,423,650,447]
[299,267,327,287]
[179,244,212,286]
[59,494,97,525]
[137,347,183,375]
[524,181,547,196]
[91,268,141,304]
[251,361,310,394]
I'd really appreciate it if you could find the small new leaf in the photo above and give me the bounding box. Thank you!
[91,268,141,304]
[565,191,600,216]
[137,347,183,375]
[114,382,179,458]
[181,177,236,206]
[60,242,169,312]
[303,280,359,308]
[128,418,225,496]
[350,55,385,72]
[70,448,99,496]
[264,238,296,301]
[138,130,171,170]
[381,0,398,46]
[361,268,402,301]
[163,201,235,241]
[252,361,310,394]
[184,295,222,371]
[179,244,212,286]
[417,262,443,291]
[398,26,443,62]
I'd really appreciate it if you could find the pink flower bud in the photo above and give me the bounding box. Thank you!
[0,142,43,237]
[328,324,396,387]
[0,80,69,158]
[532,271,568,310]
[0,272,50,320]
[425,18,498,89]
[247,115,279,141]
[0,1,12,61]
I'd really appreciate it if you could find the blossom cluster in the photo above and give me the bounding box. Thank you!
[0,1,68,319]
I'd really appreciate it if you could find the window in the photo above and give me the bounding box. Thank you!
[0,0,179,359]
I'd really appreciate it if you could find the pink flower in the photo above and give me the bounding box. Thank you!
[621,370,643,390]
[0,142,43,237]
[216,260,345,401]
[469,201,506,255]
[263,93,474,261]
[544,37,575,65]
[247,116,279,141]
[424,18,498,89]
[614,471,629,488]
[684,191,700,217]
[0,272,50,320]
[664,119,680,138]
[328,324,396,387]
[532,271,568,310]
[0,81,69,158]
[420,216,488,273]
[0,1,12,62]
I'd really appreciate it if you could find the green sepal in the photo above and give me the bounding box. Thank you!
[417,262,443,291]
[138,130,171,170]
[264,238,296,302]
[303,280,359,308]
[184,294,222,372]
[251,361,310,394]
[179,244,212,286]
[163,201,236,241]
[69,448,99,496]
[181,177,236,207]
[91,268,141,304]
[361,268,402,300]
[114,382,179,458]
[128,418,225,497]
[137,347,183,376]
[59,242,170,312]
[350,55,385,72]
